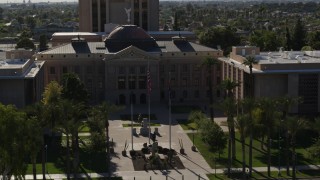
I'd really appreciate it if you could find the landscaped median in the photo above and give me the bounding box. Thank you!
[178,121,320,179]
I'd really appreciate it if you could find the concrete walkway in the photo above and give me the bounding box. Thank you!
[23,104,320,180]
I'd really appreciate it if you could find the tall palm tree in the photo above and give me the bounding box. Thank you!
[220,78,240,98]
[202,57,220,121]
[285,116,308,180]
[234,114,249,179]
[24,102,47,180]
[259,97,281,177]
[278,96,301,175]
[242,56,257,97]
[241,98,256,177]
[220,79,240,160]
[56,100,75,180]
[93,102,122,178]
[219,97,236,178]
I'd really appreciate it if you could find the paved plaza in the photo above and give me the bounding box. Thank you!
[23,104,320,180]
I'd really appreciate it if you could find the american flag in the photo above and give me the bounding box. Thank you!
[147,67,151,95]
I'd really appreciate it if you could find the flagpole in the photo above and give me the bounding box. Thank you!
[148,61,151,144]
[169,72,172,150]
[131,75,133,151]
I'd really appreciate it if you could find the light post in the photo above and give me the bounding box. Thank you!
[45,145,48,174]
[278,119,283,177]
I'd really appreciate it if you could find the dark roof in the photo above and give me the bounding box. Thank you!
[104,25,159,52]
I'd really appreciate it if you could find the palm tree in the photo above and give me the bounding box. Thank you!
[56,100,75,180]
[241,98,256,177]
[93,102,122,178]
[285,116,308,180]
[242,56,257,97]
[202,57,220,121]
[24,102,47,180]
[220,78,240,98]
[220,79,240,160]
[259,97,281,177]
[219,97,236,177]
[234,114,249,179]
[278,96,301,175]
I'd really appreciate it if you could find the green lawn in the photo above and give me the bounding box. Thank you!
[207,169,320,179]
[187,132,320,169]
[171,105,201,114]
[177,119,197,130]
[122,123,160,127]
[79,124,90,133]
[27,136,108,175]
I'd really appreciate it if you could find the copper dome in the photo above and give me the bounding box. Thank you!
[107,25,152,40]
[104,25,158,52]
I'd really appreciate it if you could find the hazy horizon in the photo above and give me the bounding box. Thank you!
[1,0,318,3]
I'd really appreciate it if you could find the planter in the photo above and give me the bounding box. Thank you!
[191,146,196,151]
[122,150,127,156]
[180,148,185,154]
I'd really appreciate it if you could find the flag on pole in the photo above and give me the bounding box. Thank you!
[147,67,152,95]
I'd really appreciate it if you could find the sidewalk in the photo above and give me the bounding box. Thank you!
[24,164,320,180]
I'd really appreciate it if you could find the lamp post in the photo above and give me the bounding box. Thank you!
[278,120,283,177]
[45,145,48,174]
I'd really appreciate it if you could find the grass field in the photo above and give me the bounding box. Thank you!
[207,169,320,179]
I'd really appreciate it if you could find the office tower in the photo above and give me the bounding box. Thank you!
[79,0,159,32]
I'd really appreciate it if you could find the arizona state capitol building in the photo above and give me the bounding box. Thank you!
[37,25,223,105]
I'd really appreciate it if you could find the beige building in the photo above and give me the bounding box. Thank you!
[0,58,45,108]
[37,25,223,105]
[6,49,35,59]
[79,0,159,32]
[220,46,320,114]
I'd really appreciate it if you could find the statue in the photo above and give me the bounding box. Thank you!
[124,8,131,23]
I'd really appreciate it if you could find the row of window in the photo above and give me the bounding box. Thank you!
[117,64,221,75]
[49,66,104,75]
[160,89,221,99]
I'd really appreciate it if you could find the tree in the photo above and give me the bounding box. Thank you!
[56,100,74,180]
[292,18,306,51]
[240,98,256,177]
[188,110,207,131]
[16,37,35,50]
[42,81,62,136]
[234,114,248,178]
[202,57,220,121]
[39,34,48,51]
[278,96,301,175]
[219,97,236,177]
[199,119,227,156]
[199,27,240,55]
[24,102,48,180]
[307,118,320,164]
[61,73,88,104]
[220,79,239,160]
[285,116,308,180]
[307,31,320,50]
[0,104,29,179]
[242,56,257,97]
[25,116,43,180]
[220,79,240,98]
[285,27,292,51]
[259,98,281,177]
[92,102,122,178]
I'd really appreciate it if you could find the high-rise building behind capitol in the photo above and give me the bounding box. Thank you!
[79,0,159,32]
